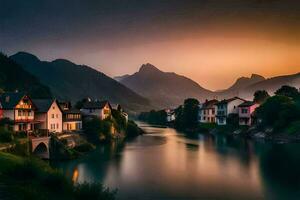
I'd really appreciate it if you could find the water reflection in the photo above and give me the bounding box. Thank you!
[52,122,300,200]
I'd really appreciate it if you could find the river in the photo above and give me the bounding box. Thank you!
[52,122,300,200]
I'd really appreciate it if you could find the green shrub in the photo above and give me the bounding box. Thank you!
[73,143,95,153]
[285,121,300,135]
[0,127,14,142]
[198,123,217,132]
[0,153,116,200]
[126,120,143,138]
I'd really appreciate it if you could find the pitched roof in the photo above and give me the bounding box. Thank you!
[238,101,257,107]
[32,99,56,113]
[201,99,218,109]
[82,101,111,109]
[0,92,26,109]
[216,97,245,105]
[63,108,81,114]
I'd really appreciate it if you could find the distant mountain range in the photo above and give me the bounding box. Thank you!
[0,53,52,98]
[116,63,214,108]
[10,52,152,113]
[6,51,300,111]
[116,64,300,108]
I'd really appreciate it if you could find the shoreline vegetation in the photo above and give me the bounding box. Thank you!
[0,96,143,200]
[139,85,300,143]
[0,152,116,200]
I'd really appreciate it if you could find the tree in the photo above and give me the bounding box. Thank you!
[256,95,300,130]
[138,109,167,125]
[253,90,270,104]
[75,98,90,109]
[275,85,300,99]
[175,98,199,130]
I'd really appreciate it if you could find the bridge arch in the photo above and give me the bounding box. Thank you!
[31,137,50,159]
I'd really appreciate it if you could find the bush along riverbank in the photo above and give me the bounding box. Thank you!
[0,152,116,200]
[83,107,143,144]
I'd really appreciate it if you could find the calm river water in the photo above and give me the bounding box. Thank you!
[52,122,300,200]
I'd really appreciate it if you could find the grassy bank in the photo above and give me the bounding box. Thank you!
[0,152,116,200]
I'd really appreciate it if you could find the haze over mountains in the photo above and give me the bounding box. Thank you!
[117,63,214,108]
[10,52,152,113]
[117,64,300,108]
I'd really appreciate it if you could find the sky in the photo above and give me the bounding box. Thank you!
[1,0,300,90]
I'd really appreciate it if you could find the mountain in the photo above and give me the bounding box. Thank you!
[217,73,300,100]
[114,74,130,82]
[0,53,52,98]
[10,52,152,113]
[243,73,300,98]
[117,63,214,108]
[216,74,265,98]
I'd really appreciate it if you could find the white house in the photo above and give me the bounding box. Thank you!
[216,97,246,125]
[165,109,175,122]
[238,101,259,126]
[199,99,218,123]
[33,99,63,133]
[81,100,112,120]
[0,92,36,132]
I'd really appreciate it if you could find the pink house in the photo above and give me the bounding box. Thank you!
[238,101,259,126]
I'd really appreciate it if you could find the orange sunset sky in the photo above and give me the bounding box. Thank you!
[1,0,300,90]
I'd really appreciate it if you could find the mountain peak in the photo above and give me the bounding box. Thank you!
[250,73,265,80]
[139,63,161,73]
[52,59,76,66]
[11,51,41,63]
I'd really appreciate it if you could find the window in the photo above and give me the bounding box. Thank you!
[53,106,55,110]
[51,114,54,118]
[56,114,59,118]
[56,123,59,129]
[18,110,22,116]
[242,108,248,114]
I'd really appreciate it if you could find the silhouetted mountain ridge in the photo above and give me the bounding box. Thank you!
[0,53,52,98]
[118,63,214,108]
[10,52,152,113]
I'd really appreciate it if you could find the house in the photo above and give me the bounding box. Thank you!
[216,97,246,125]
[199,99,218,123]
[0,92,36,132]
[238,101,259,126]
[81,100,112,120]
[59,102,82,132]
[33,99,63,133]
[165,109,175,122]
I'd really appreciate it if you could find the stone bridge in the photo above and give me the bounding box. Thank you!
[31,137,51,159]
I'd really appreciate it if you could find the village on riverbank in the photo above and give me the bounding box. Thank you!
[0,91,143,160]
[139,85,300,142]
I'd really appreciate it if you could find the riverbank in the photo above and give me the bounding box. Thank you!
[0,151,116,200]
